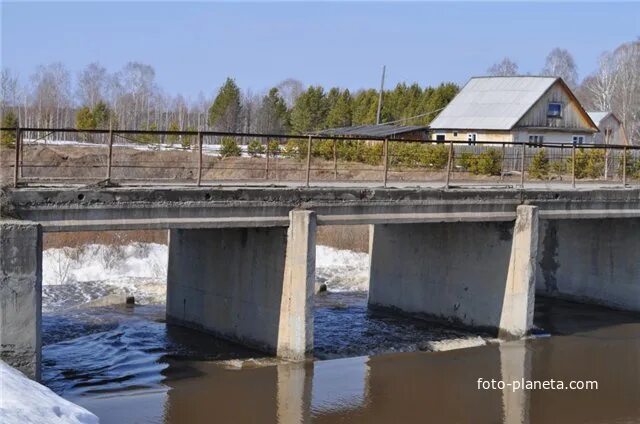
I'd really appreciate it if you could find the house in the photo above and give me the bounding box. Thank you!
[587,111,627,145]
[429,76,598,145]
[316,124,429,140]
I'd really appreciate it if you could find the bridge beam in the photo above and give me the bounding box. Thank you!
[0,220,42,380]
[537,218,640,311]
[166,210,316,360]
[368,206,539,338]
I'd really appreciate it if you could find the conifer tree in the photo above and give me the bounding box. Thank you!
[208,78,242,131]
[325,89,353,128]
[1,110,18,145]
[92,101,111,128]
[76,106,96,130]
[289,86,328,134]
[257,88,289,133]
[352,89,379,125]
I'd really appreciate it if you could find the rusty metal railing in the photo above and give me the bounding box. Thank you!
[0,126,638,189]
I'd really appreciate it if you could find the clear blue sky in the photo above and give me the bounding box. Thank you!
[2,1,639,98]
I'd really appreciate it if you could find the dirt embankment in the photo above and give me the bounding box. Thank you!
[1,143,520,185]
[44,226,370,253]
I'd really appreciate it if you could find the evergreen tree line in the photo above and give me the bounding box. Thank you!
[0,62,458,144]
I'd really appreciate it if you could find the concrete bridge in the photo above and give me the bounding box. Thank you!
[1,186,639,380]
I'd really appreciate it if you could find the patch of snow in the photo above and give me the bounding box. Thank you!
[0,360,99,424]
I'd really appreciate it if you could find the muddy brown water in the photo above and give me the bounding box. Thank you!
[64,297,640,424]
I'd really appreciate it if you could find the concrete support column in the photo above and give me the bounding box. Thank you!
[537,218,640,311]
[368,206,538,338]
[277,210,316,359]
[166,210,315,359]
[0,221,42,380]
[499,206,539,338]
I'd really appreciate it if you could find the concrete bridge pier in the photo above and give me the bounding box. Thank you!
[537,218,640,311]
[368,205,539,338]
[0,221,42,380]
[166,210,316,360]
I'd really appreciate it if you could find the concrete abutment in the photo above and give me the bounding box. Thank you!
[368,206,539,338]
[166,210,316,360]
[0,221,42,380]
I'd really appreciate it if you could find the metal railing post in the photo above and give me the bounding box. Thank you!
[197,132,203,186]
[383,138,389,187]
[305,135,312,187]
[19,128,25,179]
[265,139,270,180]
[520,141,526,188]
[499,143,506,181]
[622,145,627,187]
[445,140,453,189]
[13,127,21,187]
[106,128,114,182]
[333,139,338,180]
[604,145,609,180]
[572,143,576,189]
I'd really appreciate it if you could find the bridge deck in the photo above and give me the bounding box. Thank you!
[2,186,640,232]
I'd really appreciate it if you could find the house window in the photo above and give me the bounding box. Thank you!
[547,102,562,118]
[528,135,544,145]
[435,134,445,141]
[453,131,458,137]
[467,133,477,145]
[572,135,585,146]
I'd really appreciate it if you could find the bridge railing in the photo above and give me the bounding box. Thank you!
[0,127,638,189]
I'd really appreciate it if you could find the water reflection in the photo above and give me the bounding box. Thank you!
[500,341,531,424]
[74,298,640,424]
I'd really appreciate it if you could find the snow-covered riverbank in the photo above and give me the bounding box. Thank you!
[0,361,98,424]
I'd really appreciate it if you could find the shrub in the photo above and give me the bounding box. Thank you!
[360,142,383,165]
[283,139,305,159]
[618,152,640,179]
[568,149,604,179]
[529,149,550,180]
[424,144,449,170]
[247,139,265,157]
[389,142,426,167]
[220,137,242,157]
[312,140,335,160]
[457,149,503,176]
[550,160,567,178]
[267,140,281,156]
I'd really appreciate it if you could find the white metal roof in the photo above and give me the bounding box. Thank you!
[429,76,558,130]
[587,111,611,126]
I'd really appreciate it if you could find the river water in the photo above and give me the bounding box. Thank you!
[40,243,640,423]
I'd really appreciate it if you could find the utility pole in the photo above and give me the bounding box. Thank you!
[376,65,386,125]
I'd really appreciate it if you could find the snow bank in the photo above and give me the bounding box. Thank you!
[0,361,98,424]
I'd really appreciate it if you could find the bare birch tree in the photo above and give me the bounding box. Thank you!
[542,48,579,88]
[487,57,519,76]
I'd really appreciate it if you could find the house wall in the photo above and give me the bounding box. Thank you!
[515,82,594,131]
[593,115,623,145]
[430,129,593,145]
[513,130,594,144]
[430,130,514,143]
